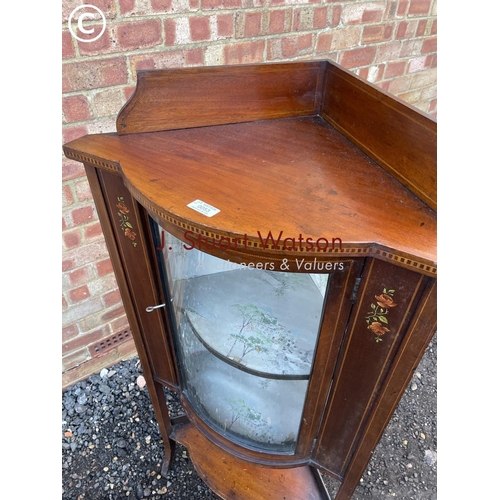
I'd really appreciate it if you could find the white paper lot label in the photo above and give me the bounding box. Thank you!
[187,200,220,217]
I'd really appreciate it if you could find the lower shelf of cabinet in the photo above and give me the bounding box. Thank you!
[171,422,331,500]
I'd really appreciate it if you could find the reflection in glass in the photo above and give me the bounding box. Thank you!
[154,225,328,453]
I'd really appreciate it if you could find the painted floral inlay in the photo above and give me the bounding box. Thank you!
[116,196,137,247]
[366,288,397,342]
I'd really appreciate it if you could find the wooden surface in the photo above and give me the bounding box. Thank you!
[117,61,325,135]
[84,165,177,470]
[171,422,330,500]
[321,63,437,211]
[97,169,179,387]
[112,60,436,212]
[294,260,363,460]
[329,278,437,500]
[313,259,428,475]
[64,115,436,275]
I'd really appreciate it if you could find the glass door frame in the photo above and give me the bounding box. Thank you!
[150,217,363,466]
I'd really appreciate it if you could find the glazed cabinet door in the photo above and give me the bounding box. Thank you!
[150,221,364,463]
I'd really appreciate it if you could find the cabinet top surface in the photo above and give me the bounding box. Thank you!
[65,115,436,269]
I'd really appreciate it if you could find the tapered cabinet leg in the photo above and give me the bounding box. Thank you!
[150,380,175,474]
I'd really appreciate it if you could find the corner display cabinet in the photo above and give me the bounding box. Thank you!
[63,61,437,500]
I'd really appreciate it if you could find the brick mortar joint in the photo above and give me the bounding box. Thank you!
[62,178,93,197]
[62,346,92,361]
[62,219,99,233]
[63,277,109,298]
[62,261,114,284]
[380,77,437,92]
[63,5,346,28]
[63,13,437,33]
[405,80,437,93]
[63,300,125,322]
[63,10,437,36]
[61,190,97,208]
[62,223,103,239]
[62,113,119,129]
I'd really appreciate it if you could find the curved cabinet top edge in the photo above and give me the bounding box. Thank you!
[62,130,437,278]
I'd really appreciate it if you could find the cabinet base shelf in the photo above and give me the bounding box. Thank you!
[171,422,331,500]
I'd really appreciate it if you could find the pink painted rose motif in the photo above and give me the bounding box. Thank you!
[366,288,397,342]
[375,293,397,309]
[116,196,137,247]
[368,322,390,336]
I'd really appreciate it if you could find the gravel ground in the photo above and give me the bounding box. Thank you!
[62,334,436,500]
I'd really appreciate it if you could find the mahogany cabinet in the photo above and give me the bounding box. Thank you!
[63,60,437,500]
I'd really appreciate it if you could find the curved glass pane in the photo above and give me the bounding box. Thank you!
[155,226,328,453]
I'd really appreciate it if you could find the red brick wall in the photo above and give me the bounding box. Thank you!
[62,0,437,387]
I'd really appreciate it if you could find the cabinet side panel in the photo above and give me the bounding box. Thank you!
[117,61,325,134]
[313,258,428,475]
[335,279,436,500]
[96,168,178,387]
[321,62,437,211]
